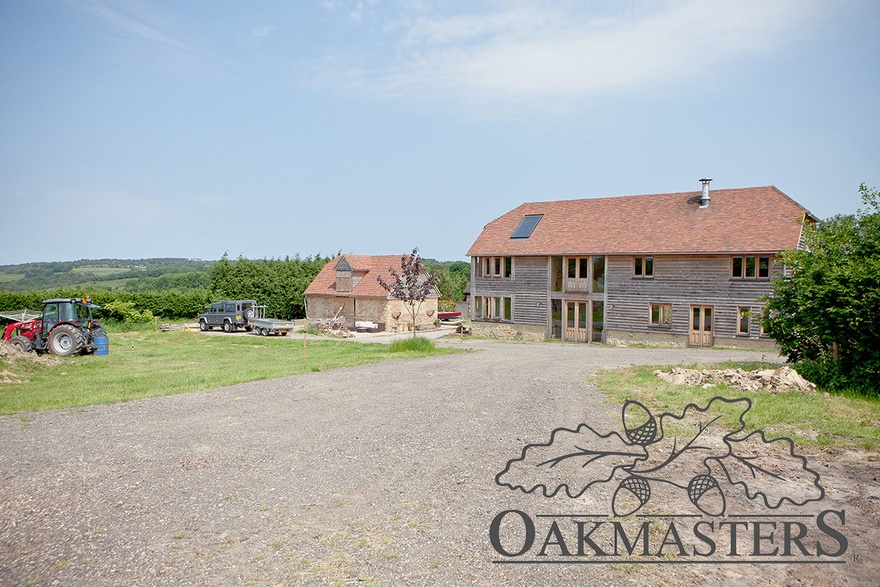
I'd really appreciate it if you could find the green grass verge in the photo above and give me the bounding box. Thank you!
[0,329,463,415]
[594,363,880,452]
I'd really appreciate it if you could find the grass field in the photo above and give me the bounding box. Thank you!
[0,328,463,415]
[70,266,133,276]
[594,364,880,451]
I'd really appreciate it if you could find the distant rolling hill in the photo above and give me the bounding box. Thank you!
[0,258,214,292]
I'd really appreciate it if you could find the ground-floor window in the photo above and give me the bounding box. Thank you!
[737,306,751,335]
[551,299,563,338]
[476,296,512,321]
[649,303,672,327]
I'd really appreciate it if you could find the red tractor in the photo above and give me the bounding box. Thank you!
[1,297,106,357]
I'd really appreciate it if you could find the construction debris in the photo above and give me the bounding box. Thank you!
[653,366,816,394]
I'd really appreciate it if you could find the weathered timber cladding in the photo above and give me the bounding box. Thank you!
[473,256,548,325]
[471,253,780,341]
[605,255,778,339]
[513,292,547,325]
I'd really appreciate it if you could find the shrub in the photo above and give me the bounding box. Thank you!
[101,300,155,324]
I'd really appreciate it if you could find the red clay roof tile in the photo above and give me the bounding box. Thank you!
[467,186,814,256]
[304,254,411,298]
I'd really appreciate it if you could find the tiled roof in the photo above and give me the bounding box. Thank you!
[467,186,815,256]
[304,254,410,298]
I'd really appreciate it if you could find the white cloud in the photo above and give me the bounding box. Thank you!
[311,0,832,116]
[62,0,222,75]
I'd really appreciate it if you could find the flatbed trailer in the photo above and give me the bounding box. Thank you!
[250,306,296,336]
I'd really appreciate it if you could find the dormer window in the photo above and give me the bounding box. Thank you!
[336,269,353,292]
[510,214,543,239]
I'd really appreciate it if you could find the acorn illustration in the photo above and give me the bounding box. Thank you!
[687,474,726,516]
[622,400,658,446]
[612,476,651,516]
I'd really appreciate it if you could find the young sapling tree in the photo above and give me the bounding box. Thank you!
[377,248,441,337]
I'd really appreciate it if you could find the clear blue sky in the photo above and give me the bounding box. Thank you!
[2,0,878,265]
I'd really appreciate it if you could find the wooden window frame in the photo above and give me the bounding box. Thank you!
[483,256,513,278]
[565,256,589,292]
[737,306,751,336]
[731,255,771,280]
[649,303,672,328]
[633,256,654,278]
[479,296,513,321]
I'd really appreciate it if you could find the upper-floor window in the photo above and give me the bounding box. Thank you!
[731,255,770,279]
[634,256,654,278]
[482,256,512,278]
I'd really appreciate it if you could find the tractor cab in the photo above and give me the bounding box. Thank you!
[40,298,99,333]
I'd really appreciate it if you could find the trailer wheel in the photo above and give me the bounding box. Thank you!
[260,328,268,336]
[48,324,85,357]
[281,331,288,336]
[9,335,33,353]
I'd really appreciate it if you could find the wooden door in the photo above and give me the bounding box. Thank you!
[564,301,588,342]
[690,305,714,347]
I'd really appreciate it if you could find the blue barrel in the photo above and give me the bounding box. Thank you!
[94,336,109,357]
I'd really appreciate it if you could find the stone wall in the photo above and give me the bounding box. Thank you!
[470,321,546,341]
[606,329,779,351]
[306,295,438,333]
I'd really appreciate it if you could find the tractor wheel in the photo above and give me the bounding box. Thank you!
[48,324,86,357]
[222,320,233,333]
[200,319,209,331]
[8,335,33,353]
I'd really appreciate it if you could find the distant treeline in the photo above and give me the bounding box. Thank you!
[0,254,469,322]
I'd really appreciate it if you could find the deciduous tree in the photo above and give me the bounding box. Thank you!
[763,183,880,393]
[377,248,441,337]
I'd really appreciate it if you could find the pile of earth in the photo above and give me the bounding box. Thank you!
[653,365,816,393]
[0,341,61,384]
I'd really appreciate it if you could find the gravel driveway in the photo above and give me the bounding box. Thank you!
[0,340,875,586]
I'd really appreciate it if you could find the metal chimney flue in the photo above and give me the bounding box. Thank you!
[699,178,712,208]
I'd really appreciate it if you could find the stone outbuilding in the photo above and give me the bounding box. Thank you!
[304,254,439,333]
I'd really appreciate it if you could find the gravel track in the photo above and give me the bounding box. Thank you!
[0,340,875,586]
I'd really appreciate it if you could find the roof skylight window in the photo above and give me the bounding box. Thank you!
[510,214,543,239]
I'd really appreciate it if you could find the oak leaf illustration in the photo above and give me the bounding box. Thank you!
[496,396,825,516]
[495,424,646,498]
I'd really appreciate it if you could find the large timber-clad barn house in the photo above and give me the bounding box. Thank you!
[466,181,816,349]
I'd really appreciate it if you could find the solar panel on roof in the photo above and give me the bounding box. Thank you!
[510,214,543,239]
